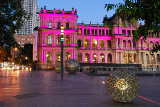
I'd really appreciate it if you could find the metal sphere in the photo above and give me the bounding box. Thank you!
[106,71,139,103]
[65,59,80,74]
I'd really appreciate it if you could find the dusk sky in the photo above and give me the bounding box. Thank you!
[38,0,123,24]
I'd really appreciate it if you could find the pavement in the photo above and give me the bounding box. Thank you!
[0,70,160,107]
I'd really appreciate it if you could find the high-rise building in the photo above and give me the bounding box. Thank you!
[16,0,38,35]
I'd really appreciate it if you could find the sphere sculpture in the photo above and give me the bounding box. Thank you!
[65,59,80,74]
[106,70,139,103]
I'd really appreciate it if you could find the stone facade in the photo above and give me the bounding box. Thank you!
[37,8,160,68]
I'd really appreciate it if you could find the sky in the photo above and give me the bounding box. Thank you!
[38,0,122,24]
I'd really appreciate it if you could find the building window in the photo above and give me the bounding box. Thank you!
[92,29,94,35]
[100,40,105,48]
[57,36,60,45]
[151,54,156,64]
[84,53,90,63]
[65,52,71,61]
[95,30,97,35]
[123,40,126,48]
[146,54,150,64]
[107,53,112,63]
[109,30,112,35]
[92,40,98,48]
[66,36,70,45]
[77,28,82,35]
[87,29,90,35]
[106,30,109,35]
[128,30,131,36]
[47,35,52,45]
[84,39,90,48]
[128,40,132,48]
[99,30,102,35]
[100,53,105,63]
[57,22,61,29]
[93,54,97,63]
[107,40,112,49]
[78,53,82,62]
[150,41,154,49]
[84,29,87,35]
[117,38,120,48]
[122,30,126,35]
[66,22,69,29]
[102,30,105,36]
[133,41,136,48]
[48,22,52,28]
[77,40,82,48]
[46,52,51,64]
[56,53,61,62]
[157,54,160,64]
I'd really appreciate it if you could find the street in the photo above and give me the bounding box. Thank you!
[0,71,160,107]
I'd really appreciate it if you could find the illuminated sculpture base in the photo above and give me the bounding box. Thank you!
[106,71,139,103]
[65,59,80,74]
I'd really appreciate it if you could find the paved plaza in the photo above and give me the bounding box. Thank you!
[0,71,160,107]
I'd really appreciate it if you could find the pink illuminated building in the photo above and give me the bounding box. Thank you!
[36,8,160,69]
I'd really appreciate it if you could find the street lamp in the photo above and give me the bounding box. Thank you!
[60,25,65,80]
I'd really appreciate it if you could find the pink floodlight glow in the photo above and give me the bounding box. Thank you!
[36,8,160,69]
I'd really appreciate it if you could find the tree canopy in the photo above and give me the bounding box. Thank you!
[0,0,26,47]
[105,0,160,39]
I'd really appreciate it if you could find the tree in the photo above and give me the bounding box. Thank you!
[105,0,160,41]
[0,0,27,47]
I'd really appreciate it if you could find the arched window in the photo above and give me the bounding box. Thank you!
[92,40,98,48]
[47,35,52,45]
[107,53,112,63]
[46,52,51,64]
[107,40,112,49]
[100,53,105,63]
[56,53,61,62]
[100,40,105,48]
[84,53,90,63]
[77,40,82,48]
[84,39,90,48]
[128,40,132,48]
[78,53,82,62]
[66,22,70,29]
[93,53,97,63]
[123,40,126,48]
[65,52,71,61]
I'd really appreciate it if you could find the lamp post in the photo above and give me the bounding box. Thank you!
[60,25,65,80]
